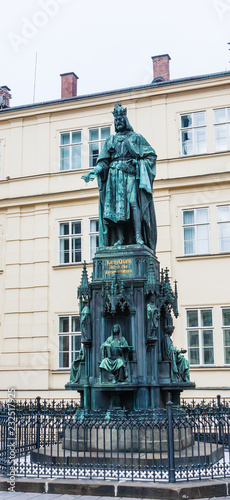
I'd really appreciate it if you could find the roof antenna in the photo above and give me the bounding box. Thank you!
[33,52,37,103]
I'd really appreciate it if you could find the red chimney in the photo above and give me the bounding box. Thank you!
[0,86,12,108]
[151,54,171,82]
[60,72,78,99]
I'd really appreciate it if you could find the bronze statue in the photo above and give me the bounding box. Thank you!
[147,297,159,339]
[99,324,131,383]
[80,301,91,342]
[82,102,157,252]
[69,346,85,384]
[161,324,190,383]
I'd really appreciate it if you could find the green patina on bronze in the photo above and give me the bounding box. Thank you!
[99,324,131,383]
[161,322,190,383]
[65,104,194,410]
[82,102,157,251]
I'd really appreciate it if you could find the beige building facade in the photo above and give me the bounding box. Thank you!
[0,60,230,401]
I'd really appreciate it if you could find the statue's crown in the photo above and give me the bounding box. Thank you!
[112,102,127,117]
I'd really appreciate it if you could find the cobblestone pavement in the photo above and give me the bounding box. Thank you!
[0,494,230,500]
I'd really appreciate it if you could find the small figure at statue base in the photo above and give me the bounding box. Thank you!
[99,324,131,383]
[161,323,190,383]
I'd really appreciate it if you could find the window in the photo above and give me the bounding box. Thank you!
[89,126,111,168]
[217,205,230,252]
[59,221,82,264]
[59,315,81,368]
[180,112,207,156]
[222,308,230,365]
[214,108,230,152]
[60,130,82,171]
[89,219,99,260]
[186,309,214,365]
[183,208,210,255]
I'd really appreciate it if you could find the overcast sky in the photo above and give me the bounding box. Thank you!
[1,0,230,107]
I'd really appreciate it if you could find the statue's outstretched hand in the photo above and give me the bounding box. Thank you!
[82,165,103,183]
[81,171,96,183]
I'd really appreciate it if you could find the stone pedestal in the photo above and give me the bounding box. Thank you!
[65,244,195,409]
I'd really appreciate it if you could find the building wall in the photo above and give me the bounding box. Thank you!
[0,74,229,400]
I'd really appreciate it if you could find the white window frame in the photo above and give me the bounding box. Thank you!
[59,220,82,265]
[59,130,82,171]
[89,218,99,261]
[186,308,215,366]
[221,307,230,365]
[88,125,111,168]
[58,315,81,369]
[217,205,230,253]
[213,107,230,152]
[180,111,207,156]
[182,207,210,255]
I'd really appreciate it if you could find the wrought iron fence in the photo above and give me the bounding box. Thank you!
[0,396,229,482]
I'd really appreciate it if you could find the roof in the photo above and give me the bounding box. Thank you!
[1,70,230,114]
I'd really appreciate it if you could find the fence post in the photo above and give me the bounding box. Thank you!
[166,401,175,483]
[217,394,222,442]
[36,396,41,451]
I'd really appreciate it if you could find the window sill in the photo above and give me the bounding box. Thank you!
[176,253,230,261]
[190,365,230,370]
[53,263,92,270]
[51,369,70,373]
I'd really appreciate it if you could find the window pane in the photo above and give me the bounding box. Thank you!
[59,352,69,368]
[72,145,81,158]
[72,335,81,352]
[101,127,110,140]
[89,143,99,158]
[223,309,230,326]
[227,108,230,122]
[196,208,209,224]
[72,316,80,332]
[187,330,199,346]
[90,234,99,260]
[218,206,230,222]
[224,347,230,364]
[214,108,226,124]
[181,115,192,128]
[90,219,99,232]
[224,329,230,344]
[202,329,213,345]
[187,310,198,327]
[194,112,206,127]
[60,222,69,236]
[60,147,70,170]
[59,335,69,350]
[59,317,69,333]
[197,224,209,253]
[72,131,81,143]
[215,124,228,151]
[60,133,70,145]
[195,128,207,154]
[219,222,230,252]
[183,210,194,225]
[184,227,195,254]
[201,310,212,327]
[72,238,81,262]
[72,222,81,234]
[89,129,99,141]
[182,130,193,155]
[60,238,69,264]
[189,348,200,365]
[203,348,214,364]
